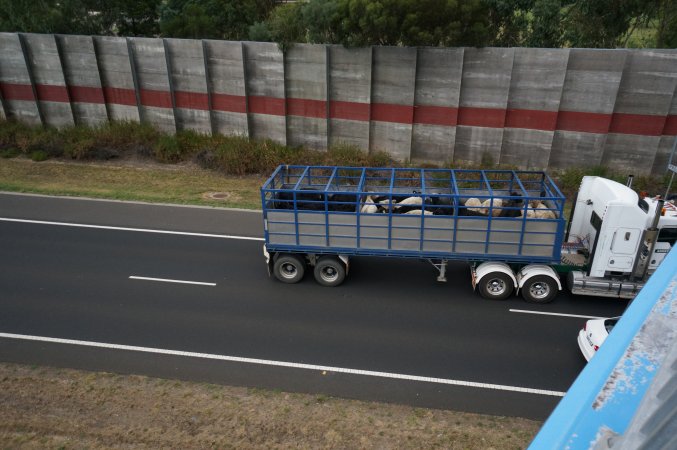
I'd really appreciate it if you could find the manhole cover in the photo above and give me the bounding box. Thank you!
[203,191,233,201]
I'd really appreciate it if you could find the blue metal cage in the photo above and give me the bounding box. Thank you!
[261,165,566,264]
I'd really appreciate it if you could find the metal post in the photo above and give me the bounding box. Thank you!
[664,134,677,199]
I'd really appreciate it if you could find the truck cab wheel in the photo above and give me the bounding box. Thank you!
[521,275,558,303]
[478,272,514,300]
[273,254,306,284]
[313,256,346,287]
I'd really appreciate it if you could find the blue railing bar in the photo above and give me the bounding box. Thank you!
[292,166,310,191]
[529,246,677,450]
[324,167,338,191]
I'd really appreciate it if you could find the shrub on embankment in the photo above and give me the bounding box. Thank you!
[0,119,670,200]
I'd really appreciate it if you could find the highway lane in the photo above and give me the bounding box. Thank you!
[0,193,630,419]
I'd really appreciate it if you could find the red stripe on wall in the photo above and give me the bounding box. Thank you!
[414,105,458,126]
[505,109,558,131]
[664,115,677,136]
[0,82,35,101]
[35,84,69,102]
[330,100,370,121]
[457,107,506,128]
[609,113,666,136]
[556,111,612,134]
[212,93,246,113]
[371,103,414,124]
[249,96,285,116]
[4,81,677,137]
[287,98,326,119]
[103,87,137,106]
[140,89,172,109]
[69,85,105,104]
[175,91,209,110]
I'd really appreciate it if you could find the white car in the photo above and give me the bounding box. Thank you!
[577,317,620,361]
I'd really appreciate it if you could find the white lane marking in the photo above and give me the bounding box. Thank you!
[129,276,216,287]
[0,217,264,242]
[0,332,565,397]
[510,309,604,320]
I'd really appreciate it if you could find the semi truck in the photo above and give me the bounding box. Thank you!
[261,165,677,303]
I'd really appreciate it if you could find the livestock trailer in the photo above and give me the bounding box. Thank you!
[261,165,569,302]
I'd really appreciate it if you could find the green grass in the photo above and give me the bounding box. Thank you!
[0,158,265,209]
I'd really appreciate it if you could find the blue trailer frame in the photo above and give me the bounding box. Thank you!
[261,165,566,265]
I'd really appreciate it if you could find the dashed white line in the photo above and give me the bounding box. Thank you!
[0,217,264,241]
[129,276,216,286]
[0,332,565,397]
[509,309,604,319]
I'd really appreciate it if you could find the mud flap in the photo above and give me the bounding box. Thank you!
[263,245,274,277]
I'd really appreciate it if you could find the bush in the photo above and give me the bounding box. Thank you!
[30,150,49,161]
[0,147,21,158]
[25,127,65,158]
[153,135,183,163]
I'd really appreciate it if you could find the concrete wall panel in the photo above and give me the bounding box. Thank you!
[285,44,327,150]
[501,48,569,168]
[411,48,463,163]
[204,40,248,136]
[328,46,371,150]
[549,49,627,170]
[57,35,108,126]
[653,85,677,173]
[602,51,677,173]
[22,33,74,127]
[243,42,286,144]
[165,38,211,134]
[370,46,416,160]
[0,33,41,124]
[128,37,175,133]
[94,36,139,122]
[602,135,660,173]
[550,131,608,170]
[454,47,514,165]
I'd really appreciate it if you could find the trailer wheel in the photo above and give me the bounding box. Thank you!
[521,275,558,304]
[477,272,514,300]
[313,256,346,287]
[273,254,306,284]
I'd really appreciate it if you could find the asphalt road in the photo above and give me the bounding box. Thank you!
[0,193,629,420]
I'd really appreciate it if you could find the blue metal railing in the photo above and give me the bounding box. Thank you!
[529,245,677,449]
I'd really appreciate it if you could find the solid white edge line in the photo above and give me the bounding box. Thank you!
[0,217,264,241]
[129,276,216,286]
[509,309,604,320]
[0,332,564,397]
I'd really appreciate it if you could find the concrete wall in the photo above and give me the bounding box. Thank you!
[57,35,108,126]
[410,48,464,164]
[2,33,677,174]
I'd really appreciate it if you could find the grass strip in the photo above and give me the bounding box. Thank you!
[0,158,265,209]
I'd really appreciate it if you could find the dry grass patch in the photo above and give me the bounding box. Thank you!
[0,158,264,209]
[0,363,540,449]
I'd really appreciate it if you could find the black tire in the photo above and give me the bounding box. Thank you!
[273,254,306,284]
[477,272,514,300]
[313,256,346,287]
[521,275,558,304]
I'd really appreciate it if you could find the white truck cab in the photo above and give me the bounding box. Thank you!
[566,176,677,298]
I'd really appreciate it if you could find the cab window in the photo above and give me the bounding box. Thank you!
[658,227,677,245]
